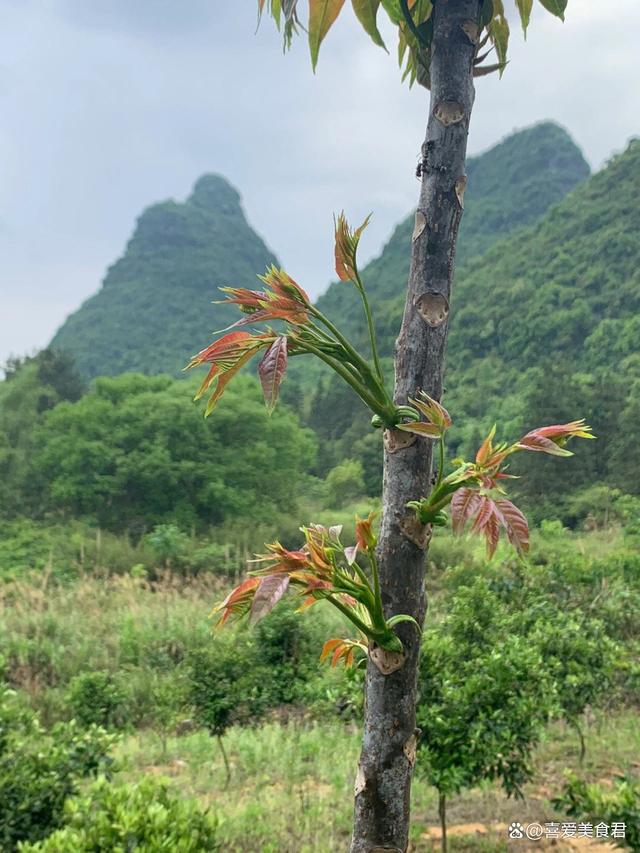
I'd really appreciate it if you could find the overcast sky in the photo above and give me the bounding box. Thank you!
[1,1,638,366]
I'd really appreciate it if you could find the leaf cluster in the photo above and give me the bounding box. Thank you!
[0,687,115,851]
[554,773,640,851]
[258,0,569,81]
[19,776,220,853]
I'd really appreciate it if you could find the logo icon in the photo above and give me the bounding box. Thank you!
[508,822,525,839]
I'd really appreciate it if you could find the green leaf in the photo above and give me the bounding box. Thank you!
[411,0,433,28]
[282,0,299,19]
[380,0,402,25]
[474,62,507,78]
[309,0,347,70]
[352,0,387,49]
[515,0,533,35]
[537,0,567,21]
[259,0,282,28]
[479,0,494,29]
[487,1,509,73]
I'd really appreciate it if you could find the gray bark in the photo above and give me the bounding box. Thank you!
[350,2,480,850]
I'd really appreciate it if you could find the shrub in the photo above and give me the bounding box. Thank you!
[0,687,114,850]
[415,583,556,853]
[566,486,624,530]
[18,776,220,852]
[528,613,620,759]
[324,459,365,508]
[554,773,640,851]
[189,603,320,737]
[65,671,127,729]
[31,374,316,532]
[145,524,191,570]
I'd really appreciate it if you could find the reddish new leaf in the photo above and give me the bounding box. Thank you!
[471,495,495,534]
[484,510,501,559]
[259,266,310,305]
[474,425,513,471]
[250,574,290,624]
[517,420,594,456]
[475,425,497,466]
[321,637,365,668]
[203,348,257,416]
[259,336,288,413]
[334,211,371,281]
[450,487,482,535]
[355,511,377,550]
[495,498,530,553]
[216,287,266,311]
[214,577,261,627]
[332,644,346,666]
[187,330,275,415]
[320,638,343,662]
[188,331,260,368]
[409,391,452,433]
[396,421,442,438]
[252,541,311,574]
[469,495,501,559]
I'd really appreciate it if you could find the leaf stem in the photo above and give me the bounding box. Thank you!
[354,269,385,386]
[297,339,390,417]
[348,561,375,598]
[436,436,446,488]
[399,0,426,47]
[309,304,388,402]
[326,595,373,638]
[367,547,386,629]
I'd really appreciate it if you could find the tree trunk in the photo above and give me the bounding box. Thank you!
[439,792,448,853]
[573,719,587,764]
[350,2,480,850]
[217,733,231,783]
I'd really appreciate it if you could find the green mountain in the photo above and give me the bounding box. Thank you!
[309,135,640,516]
[442,137,640,514]
[315,121,590,346]
[51,175,278,379]
[305,122,591,485]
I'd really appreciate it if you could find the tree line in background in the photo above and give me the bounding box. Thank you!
[1,345,638,536]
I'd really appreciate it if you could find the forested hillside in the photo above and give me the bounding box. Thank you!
[51,175,278,378]
[314,121,590,344]
[34,123,640,520]
[308,138,640,517]
[50,123,586,383]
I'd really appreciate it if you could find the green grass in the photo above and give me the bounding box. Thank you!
[1,523,638,851]
[111,710,640,852]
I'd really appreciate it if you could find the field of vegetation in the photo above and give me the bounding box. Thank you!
[2,122,639,850]
[1,509,639,851]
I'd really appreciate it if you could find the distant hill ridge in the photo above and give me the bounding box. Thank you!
[314,121,590,347]
[50,121,589,382]
[51,175,278,379]
[305,132,640,513]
